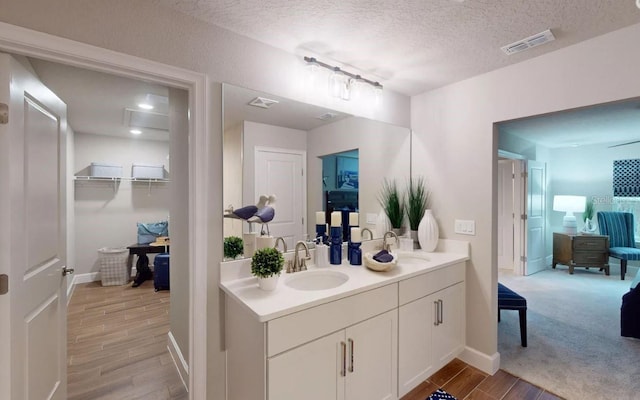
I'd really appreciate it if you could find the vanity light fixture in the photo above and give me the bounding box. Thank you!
[130,129,142,135]
[304,56,383,101]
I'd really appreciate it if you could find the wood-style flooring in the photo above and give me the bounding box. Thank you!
[67,280,187,400]
[401,358,564,400]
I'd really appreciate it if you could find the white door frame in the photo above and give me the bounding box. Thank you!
[0,22,210,399]
[497,150,525,276]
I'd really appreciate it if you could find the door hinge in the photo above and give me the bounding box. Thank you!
[301,169,304,176]
[520,256,527,262]
[521,214,527,220]
[0,274,8,295]
[0,103,8,124]
[302,217,304,225]
[521,171,528,178]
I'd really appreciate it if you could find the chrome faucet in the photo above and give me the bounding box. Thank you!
[274,237,287,253]
[361,227,373,240]
[292,241,311,273]
[383,231,399,252]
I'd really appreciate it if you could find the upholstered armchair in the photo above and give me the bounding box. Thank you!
[597,211,640,280]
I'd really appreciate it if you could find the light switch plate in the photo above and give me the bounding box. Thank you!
[455,219,476,235]
[366,213,378,224]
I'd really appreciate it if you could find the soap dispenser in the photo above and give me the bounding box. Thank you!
[315,237,330,267]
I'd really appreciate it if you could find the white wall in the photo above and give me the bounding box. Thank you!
[307,117,411,237]
[411,23,640,370]
[73,133,170,274]
[223,123,243,238]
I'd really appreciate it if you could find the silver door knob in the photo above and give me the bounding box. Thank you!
[62,267,75,276]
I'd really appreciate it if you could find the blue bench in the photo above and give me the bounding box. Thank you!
[498,283,527,347]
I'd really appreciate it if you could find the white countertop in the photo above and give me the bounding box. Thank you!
[219,239,469,322]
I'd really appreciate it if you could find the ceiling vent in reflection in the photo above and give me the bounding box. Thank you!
[248,97,279,109]
[316,112,339,121]
[123,108,169,131]
[501,29,555,55]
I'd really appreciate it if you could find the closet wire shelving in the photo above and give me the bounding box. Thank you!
[74,176,170,195]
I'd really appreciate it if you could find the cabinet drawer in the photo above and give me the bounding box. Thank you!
[572,251,608,265]
[267,283,398,357]
[573,237,607,251]
[399,262,465,306]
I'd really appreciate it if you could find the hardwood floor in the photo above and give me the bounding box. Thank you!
[67,280,187,400]
[401,358,565,400]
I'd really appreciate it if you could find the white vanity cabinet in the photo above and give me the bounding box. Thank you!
[268,309,397,400]
[397,262,465,398]
[226,283,398,400]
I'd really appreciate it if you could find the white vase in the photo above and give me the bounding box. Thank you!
[418,210,439,252]
[257,274,279,291]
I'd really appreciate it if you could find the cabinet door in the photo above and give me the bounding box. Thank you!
[433,282,465,365]
[398,295,436,398]
[345,310,398,400]
[268,330,345,400]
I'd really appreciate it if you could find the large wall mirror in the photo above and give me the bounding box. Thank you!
[223,83,411,258]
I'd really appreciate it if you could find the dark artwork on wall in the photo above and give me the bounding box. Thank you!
[613,159,640,197]
[336,156,358,189]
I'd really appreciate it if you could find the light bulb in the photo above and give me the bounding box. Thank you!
[329,68,345,98]
[138,103,153,110]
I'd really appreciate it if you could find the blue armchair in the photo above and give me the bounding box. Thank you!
[597,211,640,280]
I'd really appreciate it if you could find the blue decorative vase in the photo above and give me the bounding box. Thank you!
[330,226,342,265]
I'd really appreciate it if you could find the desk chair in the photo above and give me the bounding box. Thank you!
[597,211,640,280]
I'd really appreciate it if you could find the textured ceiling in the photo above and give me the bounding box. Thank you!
[156,0,640,96]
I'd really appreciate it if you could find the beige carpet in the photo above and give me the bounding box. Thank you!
[498,263,640,400]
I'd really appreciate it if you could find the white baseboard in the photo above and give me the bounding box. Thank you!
[168,331,189,392]
[545,254,553,267]
[459,346,500,375]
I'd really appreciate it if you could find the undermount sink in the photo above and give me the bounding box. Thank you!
[397,252,430,265]
[285,270,349,291]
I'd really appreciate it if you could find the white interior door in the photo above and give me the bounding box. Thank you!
[524,160,546,275]
[0,53,68,400]
[255,147,305,249]
[497,160,515,270]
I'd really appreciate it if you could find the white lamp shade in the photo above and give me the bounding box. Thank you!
[553,195,586,235]
[552,195,586,213]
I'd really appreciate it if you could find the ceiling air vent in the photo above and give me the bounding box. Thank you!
[248,97,279,109]
[501,29,555,55]
[316,112,338,121]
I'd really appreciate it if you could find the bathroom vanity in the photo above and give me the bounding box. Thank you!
[220,240,469,400]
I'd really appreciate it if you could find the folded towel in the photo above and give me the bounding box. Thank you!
[373,249,393,263]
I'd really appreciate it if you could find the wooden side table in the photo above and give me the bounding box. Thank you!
[552,233,609,275]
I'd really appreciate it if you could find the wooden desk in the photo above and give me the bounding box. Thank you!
[552,233,609,275]
[127,243,170,270]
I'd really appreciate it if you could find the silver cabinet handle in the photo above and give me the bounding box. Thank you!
[348,338,354,373]
[438,299,444,324]
[340,341,346,377]
[434,301,439,326]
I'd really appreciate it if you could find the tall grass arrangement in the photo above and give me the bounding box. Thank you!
[406,177,430,231]
[378,178,405,229]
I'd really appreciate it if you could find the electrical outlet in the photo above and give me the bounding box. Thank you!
[455,219,476,235]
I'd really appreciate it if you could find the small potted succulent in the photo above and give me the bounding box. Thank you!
[582,197,597,233]
[224,236,244,260]
[251,247,284,291]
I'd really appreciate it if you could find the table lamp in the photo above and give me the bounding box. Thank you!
[553,195,586,235]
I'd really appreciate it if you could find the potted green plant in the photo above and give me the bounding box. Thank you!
[377,178,405,235]
[406,176,429,247]
[582,197,597,233]
[223,236,244,260]
[251,247,284,291]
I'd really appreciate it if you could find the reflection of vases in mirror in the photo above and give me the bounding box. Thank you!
[375,209,391,239]
[243,232,258,258]
[418,210,439,252]
[410,230,420,249]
